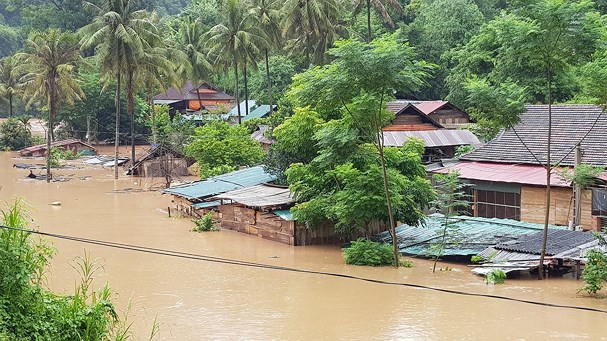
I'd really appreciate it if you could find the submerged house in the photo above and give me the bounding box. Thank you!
[19,139,96,157]
[153,81,234,117]
[127,145,194,177]
[383,100,480,163]
[434,104,607,230]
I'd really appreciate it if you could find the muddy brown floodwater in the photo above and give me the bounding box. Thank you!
[2,149,607,340]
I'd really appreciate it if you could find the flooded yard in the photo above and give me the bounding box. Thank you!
[2,149,607,340]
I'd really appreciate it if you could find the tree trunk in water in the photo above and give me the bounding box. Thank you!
[378,130,398,268]
[114,73,122,180]
[265,48,273,113]
[46,84,57,183]
[244,60,249,117]
[366,0,372,43]
[127,71,135,166]
[234,61,241,124]
[538,69,552,280]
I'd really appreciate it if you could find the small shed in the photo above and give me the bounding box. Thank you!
[251,125,274,150]
[19,139,97,157]
[127,145,194,177]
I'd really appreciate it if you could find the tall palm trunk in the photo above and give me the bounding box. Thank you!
[114,73,122,180]
[8,95,13,117]
[244,60,249,117]
[234,59,242,124]
[264,48,273,112]
[147,83,156,145]
[366,0,372,43]
[305,33,311,68]
[46,78,57,183]
[127,70,135,166]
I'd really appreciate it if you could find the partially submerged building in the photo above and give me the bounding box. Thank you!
[19,139,96,157]
[434,104,607,230]
[127,145,194,177]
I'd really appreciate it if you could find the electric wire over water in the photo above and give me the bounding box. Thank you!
[2,224,607,315]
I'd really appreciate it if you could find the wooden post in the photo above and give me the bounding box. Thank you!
[573,144,582,227]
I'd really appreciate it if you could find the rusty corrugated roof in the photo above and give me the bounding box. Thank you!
[383,130,479,148]
[433,161,571,187]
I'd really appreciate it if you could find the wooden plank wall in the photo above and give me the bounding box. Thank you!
[218,205,296,245]
[520,186,593,228]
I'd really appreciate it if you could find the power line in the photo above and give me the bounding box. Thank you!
[1,224,606,315]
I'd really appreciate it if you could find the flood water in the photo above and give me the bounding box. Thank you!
[2,149,607,340]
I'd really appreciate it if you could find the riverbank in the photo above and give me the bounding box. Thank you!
[1,150,607,339]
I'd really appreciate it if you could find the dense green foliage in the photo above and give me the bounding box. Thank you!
[0,116,31,149]
[0,199,126,340]
[186,121,265,178]
[581,234,607,295]
[485,269,506,284]
[343,238,395,266]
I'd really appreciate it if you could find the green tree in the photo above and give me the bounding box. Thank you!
[0,23,19,58]
[281,0,344,67]
[0,116,31,149]
[248,55,296,105]
[206,0,267,123]
[252,0,282,109]
[80,0,158,179]
[0,56,23,117]
[352,0,402,42]
[18,29,83,182]
[185,121,265,178]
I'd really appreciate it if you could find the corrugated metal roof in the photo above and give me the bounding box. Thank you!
[19,139,97,156]
[383,124,439,131]
[462,104,607,167]
[375,214,563,256]
[162,166,276,200]
[192,200,221,209]
[228,100,256,117]
[433,161,571,187]
[273,209,295,221]
[213,184,293,208]
[243,105,275,121]
[494,230,596,255]
[251,125,274,145]
[383,130,480,148]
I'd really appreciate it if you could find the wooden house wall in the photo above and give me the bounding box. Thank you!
[430,108,469,127]
[520,186,593,228]
[137,158,188,177]
[218,204,296,245]
[393,113,425,125]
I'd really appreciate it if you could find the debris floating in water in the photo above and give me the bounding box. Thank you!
[50,201,62,206]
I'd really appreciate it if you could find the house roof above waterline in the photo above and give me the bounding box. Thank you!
[462,104,607,167]
[19,139,96,156]
[374,214,563,257]
[212,184,293,208]
[162,166,276,201]
[382,129,480,148]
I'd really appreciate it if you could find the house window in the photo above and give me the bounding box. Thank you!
[475,190,521,220]
[592,188,607,216]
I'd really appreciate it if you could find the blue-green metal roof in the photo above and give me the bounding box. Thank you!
[243,105,275,121]
[192,200,221,209]
[162,166,276,200]
[273,209,295,221]
[375,214,565,257]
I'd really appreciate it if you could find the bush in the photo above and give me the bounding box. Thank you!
[0,117,32,150]
[0,199,128,340]
[343,238,395,266]
[581,249,607,295]
[485,269,507,284]
[192,212,220,232]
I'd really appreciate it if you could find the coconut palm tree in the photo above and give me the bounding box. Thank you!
[252,0,281,111]
[281,0,343,68]
[0,56,23,117]
[206,0,268,124]
[80,0,159,179]
[17,29,84,183]
[352,0,402,42]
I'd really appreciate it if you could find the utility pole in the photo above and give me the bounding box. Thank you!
[573,144,582,227]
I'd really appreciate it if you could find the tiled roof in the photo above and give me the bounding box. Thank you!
[383,130,480,148]
[462,104,607,167]
[154,81,233,101]
[494,229,596,256]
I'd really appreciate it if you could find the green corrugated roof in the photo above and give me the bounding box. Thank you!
[273,209,295,221]
[162,166,276,200]
[243,105,275,121]
[375,214,565,257]
[192,200,221,209]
